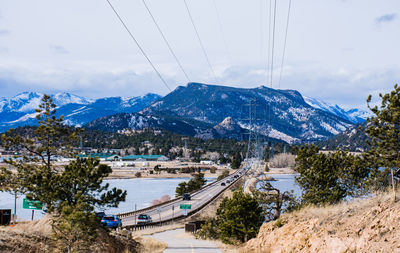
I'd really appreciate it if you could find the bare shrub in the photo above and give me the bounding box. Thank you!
[151,195,171,206]
[269,153,295,168]
[159,195,171,203]
[151,199,161,206]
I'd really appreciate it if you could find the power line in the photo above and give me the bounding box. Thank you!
[183,0,219,83]
[267,0,272,86]
[105,0,171,91]
[212,0,232,64]
[141,0,190,82]
[278,0,292,89]
[269,0,277,88]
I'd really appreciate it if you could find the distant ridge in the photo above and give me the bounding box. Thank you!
[0,92,161,132]
[86,83,356,143]
[1,84,368,143]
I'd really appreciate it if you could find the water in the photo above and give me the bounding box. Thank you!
[0,175,301,221]
[0,177,216,221]
[267,174,301,197]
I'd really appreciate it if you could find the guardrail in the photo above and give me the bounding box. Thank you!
[118,175,222,219]
[121,171,244,230]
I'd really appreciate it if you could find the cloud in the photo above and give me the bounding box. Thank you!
[0,65,172,99]
[49,45,69,54]
[0,29,10,36]
[375,13,398,24]
[218,64,400,109]
[0,60,397,110]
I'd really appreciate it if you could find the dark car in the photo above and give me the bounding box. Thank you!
[101,215,122,228]
[220,182,226,186]
[182,193,191,200]
[137,214,152,224]
[96,212,106,219]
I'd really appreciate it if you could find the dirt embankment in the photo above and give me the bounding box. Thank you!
[0,215,139,253]
[244,191,400,253]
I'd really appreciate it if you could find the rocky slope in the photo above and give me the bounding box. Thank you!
[0,216,138,253]
[244,191,400,252]
[141,83,353,143]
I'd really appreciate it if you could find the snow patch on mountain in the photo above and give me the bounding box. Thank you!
[268,128,299,144]
[304,96,371,124]
[7,112,39,123]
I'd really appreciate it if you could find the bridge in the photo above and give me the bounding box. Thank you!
[119,168,245,229]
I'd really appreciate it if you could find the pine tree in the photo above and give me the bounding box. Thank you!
[207,190,264,244]
[0,95,127,251]
[365,84,400,198]
[295,145,369,205]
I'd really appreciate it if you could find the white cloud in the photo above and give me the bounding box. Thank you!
[0,0,398,111]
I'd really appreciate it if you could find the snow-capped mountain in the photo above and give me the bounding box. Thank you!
[87,83,355,143]
[304,96,372,124]
[1,84,368,143]
[0,92,161,132]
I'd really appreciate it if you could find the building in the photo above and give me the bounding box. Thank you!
[121,155,169,161]
[77,153,116,161]
[200,160,214,165]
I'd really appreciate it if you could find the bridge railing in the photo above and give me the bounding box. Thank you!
[118,173,223,218]
[121,172,244,231]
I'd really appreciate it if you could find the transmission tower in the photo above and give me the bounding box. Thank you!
[242,99,264,172]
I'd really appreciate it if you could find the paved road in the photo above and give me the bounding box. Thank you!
[121,169,244,226]
[146,228,222,253]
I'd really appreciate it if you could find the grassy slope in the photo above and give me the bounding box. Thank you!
[244,191,400,252]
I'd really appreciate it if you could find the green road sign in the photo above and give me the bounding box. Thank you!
[23,198,43,210]
[180,204,191,210]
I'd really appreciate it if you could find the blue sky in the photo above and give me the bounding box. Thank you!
[0,0,399,109]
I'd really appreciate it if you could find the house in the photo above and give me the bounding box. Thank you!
[200,160,214,165]
[121,155,169,161]
[105,155,121,161]
[77,153,115,161]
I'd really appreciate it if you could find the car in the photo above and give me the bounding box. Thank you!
[137,214,152,224]
[101,215,122,228]
[234,175,239,178]
[182,193,191,200]
[226,180,230,184]
[96,211,106,219]
[220,182,226,186]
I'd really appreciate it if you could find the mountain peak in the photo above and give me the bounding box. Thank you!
[304,96,371,123]
[13,91,42,100]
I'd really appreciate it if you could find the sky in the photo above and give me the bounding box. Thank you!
[0,0,399,109]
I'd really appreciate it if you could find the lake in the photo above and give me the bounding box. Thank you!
[0,174,299,221]
[0,177,211,221]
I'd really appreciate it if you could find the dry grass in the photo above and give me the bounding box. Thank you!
[134,237,167,253]
[0,215,140,253]
[244,189,400,253]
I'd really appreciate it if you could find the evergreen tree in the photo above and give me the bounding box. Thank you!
[295,145,369,205]
[365,84,400,197]
[1,95,80,211]
[51,158,126,251]
[197,190,264,244]
[175,173,207,196]
[231,151,242,169]
[0,95,127,251]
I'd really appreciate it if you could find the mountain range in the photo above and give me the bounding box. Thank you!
[0,92,161,132]
[0,83,372,143]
